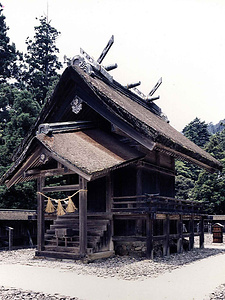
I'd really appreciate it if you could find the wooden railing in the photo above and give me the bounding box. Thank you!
[112,194,205,215]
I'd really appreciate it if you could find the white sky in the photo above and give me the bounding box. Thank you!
[2,0,225,131]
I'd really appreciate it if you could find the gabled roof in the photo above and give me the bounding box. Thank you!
[71,66,221,172]
[1,58,222,187]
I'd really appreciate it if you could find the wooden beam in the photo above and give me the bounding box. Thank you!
[79,176,87,256]
[24,168,76,178]
[140,161,175,177]
[6,146,43,188]
[37,177,45,252]
[42,184,79,193]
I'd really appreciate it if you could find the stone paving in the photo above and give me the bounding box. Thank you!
[0,234,225,299]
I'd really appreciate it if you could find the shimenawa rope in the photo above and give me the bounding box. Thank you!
[37,189,87,215]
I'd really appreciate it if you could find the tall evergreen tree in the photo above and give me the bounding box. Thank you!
[192,129,225,214]
[23,16,62,105]
[0,84,40,209]
[182,117,210,148]
[0,3,21,82]
[175,117,210,200]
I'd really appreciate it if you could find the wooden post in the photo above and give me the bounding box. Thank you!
[79,176,87,257]
[106,172,114,251]
[6,227,14,251]
[136,165,143,235]
[177,215,183,253]
[189,216,194,250]
[163,215,170,256]
[155,151,161,194]
[199,217,204,249]
[146,213,154,259]
[37,177,45,252]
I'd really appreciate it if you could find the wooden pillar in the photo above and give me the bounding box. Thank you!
[136,164,143,235]
[37,177,45,252]
[146,213,154,259]
[79,176,87,257]
[163,215,170,256]
[155,151,161,194]
[199,217,204,249]
[177,215,183,253]
[189,216,194,250]
[7,227,13,251]
[106,172,114,251]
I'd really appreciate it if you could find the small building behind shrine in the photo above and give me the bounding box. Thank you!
[1,37,222,260]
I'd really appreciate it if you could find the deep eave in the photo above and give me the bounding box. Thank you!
[3,128,144,188]
[1,64,222,187]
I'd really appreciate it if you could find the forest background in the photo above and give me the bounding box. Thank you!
[0,3,225,214]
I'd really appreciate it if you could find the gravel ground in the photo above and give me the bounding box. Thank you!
[0,233,225,299]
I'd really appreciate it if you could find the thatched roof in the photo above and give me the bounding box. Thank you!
[36,128,143,180]
[1,61,222,187]
[0,209,36,220]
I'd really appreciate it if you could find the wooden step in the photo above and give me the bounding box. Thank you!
[44,245,81,253]
[53,219,109,226]
[35,250,114,261]
[49,225,106,234]
[35,250,82,260]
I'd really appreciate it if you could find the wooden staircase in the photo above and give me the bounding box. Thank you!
[37,213,113,260]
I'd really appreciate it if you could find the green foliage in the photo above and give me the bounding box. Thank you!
[182,117,210,147]
[0,83,40,167]
[0,181,37,209]
[23,16,62,105]
[0,83,41,208]
[175,117,209,200]
[0,4,21,82]
[175,161,195,199]
[0,13,63,209]
[192,130,225,214]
